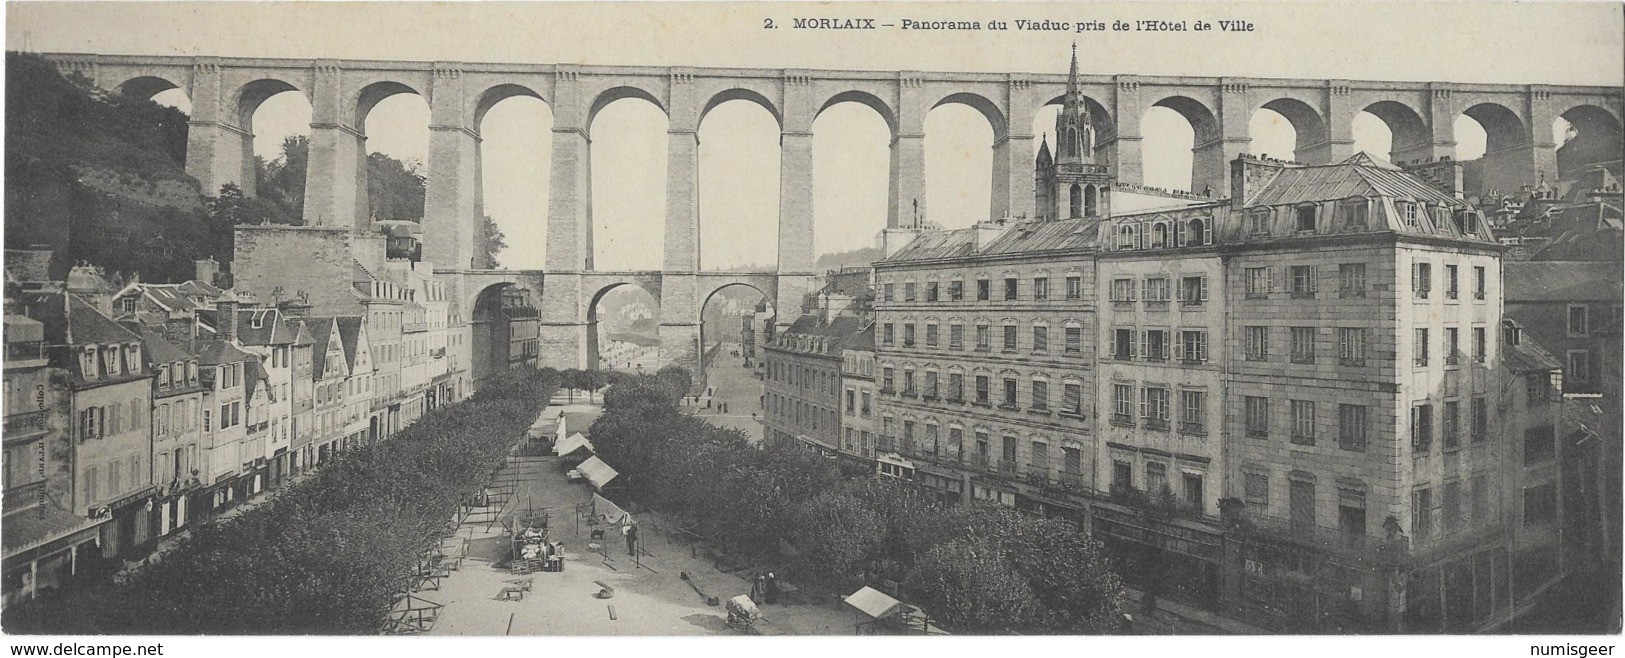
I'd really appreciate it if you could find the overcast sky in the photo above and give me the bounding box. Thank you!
[9,1,1622,270]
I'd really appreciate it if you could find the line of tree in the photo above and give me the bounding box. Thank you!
[3,369,559,634]
[587,371,1127,634]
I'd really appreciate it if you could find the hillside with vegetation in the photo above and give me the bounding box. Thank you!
[4,53,448,283]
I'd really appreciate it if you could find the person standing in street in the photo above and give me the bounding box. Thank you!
[624,523,639,557]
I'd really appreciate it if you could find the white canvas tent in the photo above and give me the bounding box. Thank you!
[844,586,903,620]
[553,432,594,456]
[576,455,619,490]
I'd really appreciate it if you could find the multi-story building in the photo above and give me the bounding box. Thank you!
[332,317,376,457]
[2,278,93,605]
[1504,261,1621,398]
[287,317,316,480]
[125,323,203,542]
[191,336,252,515]
[873,217,1101,512]
[764,276,873,456]
[838,324,877,466]
[231,306,295,489]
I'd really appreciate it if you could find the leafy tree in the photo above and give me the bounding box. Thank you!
[907,539,1042,633]
[477,215,507,268]
[366,152,425,221]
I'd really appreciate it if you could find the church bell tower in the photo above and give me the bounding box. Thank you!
[1035,44,1113,221]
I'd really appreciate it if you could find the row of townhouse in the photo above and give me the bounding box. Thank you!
[864,152,1577,633]
[1,222,483,606]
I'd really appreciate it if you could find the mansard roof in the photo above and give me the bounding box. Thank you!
[1245,153,1462,209]
[980,218,1102,254]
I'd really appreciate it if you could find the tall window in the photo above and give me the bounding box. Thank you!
[925,323,939,348]
[1339,404,1367,451]
[1342,199,1369,228]
[1414,328,1430,366]
[1245,396,1269,438]
[1144,329,1170,361]
[1289,265,1317,298]
[1113,460,1133,490]
[1444,327,1460,365]
[1063,383,1083,416]
[1290,327,1316,364]
[1445,264,1459,300]
[1412,404,1434,451]
[948,279,964,301]
[1290,400,1316,445]
[1003,277,1018,301]
[1568,350,1591,384]
[949,324,964,350]
[926,282,939,302]
[1180,330,1208,362]
[1002,378,1018,407]
[1112,384,1134,424]
[904,282,917,302]
[1248,209,1270,236]
[1065,326,1083,354]
[1110,279,1136,303]
[1443,401,1460,449]
[1180,276,1208,305]
[948,373,964,402]
[1143,277,1171,303]
[1180,390,1205,434]
[1443,481,1462,534]
[1245,326,1270,361]
[1339,263,1366,298]
[903,323,916,347]
[1033,277,1049,301]
[977,279,990,301]
[1245,267,1272,298]
[1569,305,1590,336]
[1473,266,1487,300]
[883,283,894,302]
[1140,386,1170,429]
[1065,275,1082,300]
[1338,328,1368,366]
[1413,488,1433,540]
[1113,328,1135,360]
[1414,261,1432,299]
[1032,325,1048,353]
[1031,380,1048,410]
[923,371,938,398]
[883,323,895,346]
[975,375,990,405]
[1146,462,1168,494]
[975,324,991,350]
[1002,324,1017,352]
[882,366,895,392]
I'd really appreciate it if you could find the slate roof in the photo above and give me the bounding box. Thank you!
[190,339,255,367]
[886,229,978,262]
[335,316,365,370]
[1504,261,1623,302]
[244,356,270,402]
[1505,334,1564,375]
[1245,153,1461,208]
[123,321,191,364]
[305,317,338,376]
[845,322,876,352]
[66,296,141,345]
[979,218,1102,255]
[234,308,295,346]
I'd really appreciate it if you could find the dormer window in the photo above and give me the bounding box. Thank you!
[1150,223,1169,248]
[1117,225,1137,250]
[103,347,120,376]
[1342,199,1369,229]
[251,311,266,329]
[1402,202,1419,228]
[159,365,171,388]
[1184,217,1208,246]
[1295,205,1318,232]
[1461,212,1480,235]
[81,348,98,379]
[188,361,199,384]
[1248,209,1271,236]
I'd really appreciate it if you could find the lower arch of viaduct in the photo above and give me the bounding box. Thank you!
[44,52,1625,374]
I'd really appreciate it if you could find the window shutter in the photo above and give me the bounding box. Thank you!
[1173,332,1185,361]
[1175,279,1184,301]
[1174,221,1186,247]
[1139,388,1148,418]
[1134,226,1143,250]
[1109,330,1117,357]
[1138,330,1147,360]
[1267,267,1276,292]
[1199,332,1209,361]
[1201,276,1210,301]
[1161,332,1170,358]
[1141,279,1149,302]
[1412,262,1421,291]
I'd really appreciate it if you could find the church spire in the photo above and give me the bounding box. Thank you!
[1065,42,1080,115]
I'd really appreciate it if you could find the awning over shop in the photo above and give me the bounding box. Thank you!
[844,586,903,620]
[553,433,594,456]
[576,456,618,489]
[2,505,106,560]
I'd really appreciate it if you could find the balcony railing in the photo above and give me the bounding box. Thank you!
[877,436,896,453]
[998,458,1017,474]
[1025,464,1051,486]
[971,453,991,470]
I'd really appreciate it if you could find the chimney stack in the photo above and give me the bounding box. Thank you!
[195,258,220,287]
[216,293,240,343]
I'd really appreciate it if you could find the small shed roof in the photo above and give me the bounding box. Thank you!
[577,456,619,489]
[844,586,903,620]
[554,432,594,456]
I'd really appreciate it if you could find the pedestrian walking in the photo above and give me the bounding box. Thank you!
[750,574,766,603]
[624,523,639,557]
[764,572,780,604]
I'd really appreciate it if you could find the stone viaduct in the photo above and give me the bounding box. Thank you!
[41,52,1625,374]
